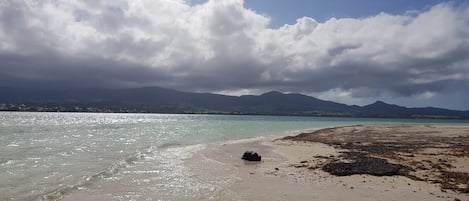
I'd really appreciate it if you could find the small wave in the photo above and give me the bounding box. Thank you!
[6,143,19,147]
[220,136,267,145]
[157,142,183,149]
[39,147,153,201]
[0,159,15,166]
[214,128,324,146]
[39,144,208,201]
[288,127,322,135]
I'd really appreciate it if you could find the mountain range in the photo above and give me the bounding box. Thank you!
[0,87,468,119]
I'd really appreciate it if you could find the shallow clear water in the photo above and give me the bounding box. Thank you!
[1,112,468,200]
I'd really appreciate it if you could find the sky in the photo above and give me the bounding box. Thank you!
[0,0,469,110]
[245,0,450,27]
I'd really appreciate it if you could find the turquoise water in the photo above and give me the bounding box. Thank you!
[0,112,468,200]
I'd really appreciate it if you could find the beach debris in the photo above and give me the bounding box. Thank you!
[282,125,469,193]
[293,164,308,168]
[241,151,262,161]
[322,154,403,176]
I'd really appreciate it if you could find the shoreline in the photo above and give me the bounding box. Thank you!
[190,124,469,201]
[2,111,469,122]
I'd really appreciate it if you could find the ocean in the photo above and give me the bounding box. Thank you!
[1,112,468,201]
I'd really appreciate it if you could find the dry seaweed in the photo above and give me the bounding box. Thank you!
[282,125,469,193]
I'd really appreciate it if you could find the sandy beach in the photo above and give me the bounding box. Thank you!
[190,124,469,201]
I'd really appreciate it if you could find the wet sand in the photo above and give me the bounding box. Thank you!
[191,125,469,201]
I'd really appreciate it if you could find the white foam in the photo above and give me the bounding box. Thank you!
[220,136,267,145]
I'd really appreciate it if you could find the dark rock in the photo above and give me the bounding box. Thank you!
[242,151,262,161]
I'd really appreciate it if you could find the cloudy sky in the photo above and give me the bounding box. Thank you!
[1,0,469,110]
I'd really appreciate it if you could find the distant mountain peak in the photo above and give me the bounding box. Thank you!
[362,100,411,116]
[372,100,388,105]
[261,91,284,96]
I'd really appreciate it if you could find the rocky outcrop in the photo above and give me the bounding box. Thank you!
[242,151,262,161]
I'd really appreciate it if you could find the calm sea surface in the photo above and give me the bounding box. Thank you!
[1,112,468,200]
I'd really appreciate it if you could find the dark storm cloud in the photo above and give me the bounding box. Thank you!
[0,0,468,106]
[0,52,172,89]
